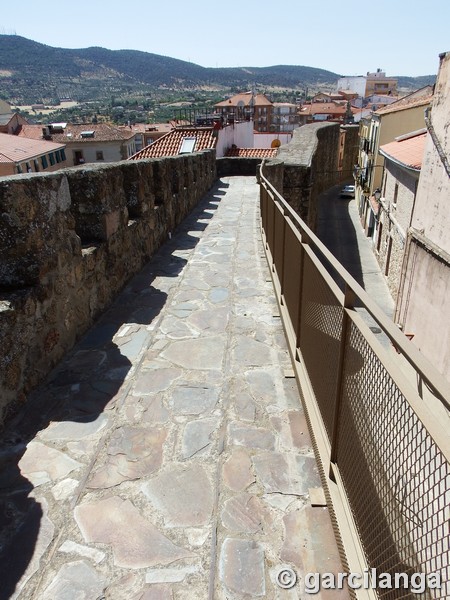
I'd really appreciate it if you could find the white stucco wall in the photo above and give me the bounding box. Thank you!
[410,60,450,254]
[215,121,254,157]
[395,52,450,380]
[336,76,366,97]
[66,141,132,166]
[253,133,292,149]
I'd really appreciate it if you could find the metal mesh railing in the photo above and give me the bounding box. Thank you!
[259,167,450,600]
[338,321,449,599]
[299,252,346,439]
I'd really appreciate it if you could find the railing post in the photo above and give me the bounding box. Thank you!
[295,231,310,348]
[259,181,266,240]
[259,166,450,592]
[329,284,356,478]
[279,210,287,294]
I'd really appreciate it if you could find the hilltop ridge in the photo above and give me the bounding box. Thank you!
[0,35,436,105]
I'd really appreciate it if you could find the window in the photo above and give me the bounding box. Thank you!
[34,159,39,172]
[393,182,399,208]
[385,237,393,275]
[55,150,61,163]
[377,222,383,252]
[41,155,48,169]
[96,151,104,161]
[60,149,66,161]
[179,137,196,154]
[74,150,84,165]
[49,153,56,166]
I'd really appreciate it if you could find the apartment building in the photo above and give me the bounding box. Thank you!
[0,132,67,176]
[337,69,397,98]
[215,92,273,133]
[374,131,426,299]
[394,52,450,379]
[298,101,356,125]
[354,86,433,236]
[365,69,398,97]
[18,123,138,166]
[271,103,300,132]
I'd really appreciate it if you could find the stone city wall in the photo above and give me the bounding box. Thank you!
[263,122,341,231]
[339,124,360,184]
[0,151,216,425]
[216,157,263,178]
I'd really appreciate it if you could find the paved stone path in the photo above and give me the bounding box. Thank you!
[0,177,346,599]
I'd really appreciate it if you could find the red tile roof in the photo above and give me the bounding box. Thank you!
[18,123,136,143]
[225,148,278,158]
[300,102,348,115]
[215,92,272,108]
[314,92,348,101]
[129,127,216,159]
[374,94,432,115]
[0,132,65,163]
[379,132,427,171]
[126,123,173,135]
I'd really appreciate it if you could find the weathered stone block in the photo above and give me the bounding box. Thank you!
[0,151,216,425]
[0,174,75,287]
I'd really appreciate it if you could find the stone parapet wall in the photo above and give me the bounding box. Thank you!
[216,157,263,177]
[0,151,216,425]
[339,124,359,184]
[264,122,340,230]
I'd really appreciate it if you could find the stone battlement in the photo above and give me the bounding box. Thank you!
[0,151,216,423]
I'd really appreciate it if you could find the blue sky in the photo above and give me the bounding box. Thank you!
[2,0,449,77]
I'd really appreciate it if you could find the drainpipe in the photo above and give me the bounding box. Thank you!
[424,107,450,178]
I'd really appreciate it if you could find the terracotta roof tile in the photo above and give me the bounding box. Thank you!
[215,92,272,108]
[300,102,348,115]
[0,114,14,126]
[0,132,65,163]
[129,127,216,159]
[18,123,136,143]
[379,132,427,170]
[129,123,173,135]
[225,148,278,158]
[374,94,432,115]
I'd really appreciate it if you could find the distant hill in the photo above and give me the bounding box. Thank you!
[0,35,436,104]
[396,75,436,90]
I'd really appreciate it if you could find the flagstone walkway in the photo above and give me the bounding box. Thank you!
[0,177,347,600]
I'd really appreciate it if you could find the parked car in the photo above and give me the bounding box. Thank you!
[340,184,355,198]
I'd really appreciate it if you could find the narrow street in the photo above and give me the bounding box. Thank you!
[317,184,395,345]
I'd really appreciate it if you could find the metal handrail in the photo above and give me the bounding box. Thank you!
[259,161,450,600]
[259,161,450,412]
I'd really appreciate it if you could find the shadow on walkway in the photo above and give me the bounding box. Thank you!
[0,180,229,600]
